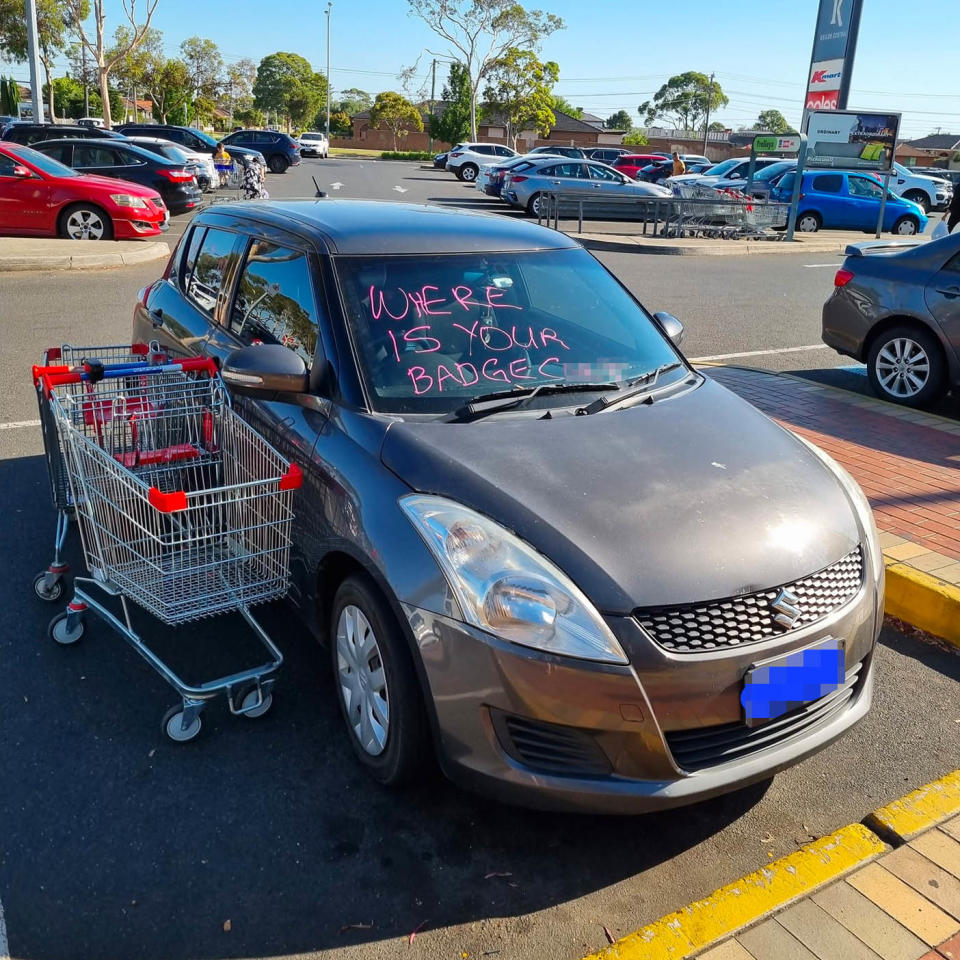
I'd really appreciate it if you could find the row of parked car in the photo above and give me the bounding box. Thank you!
[434,141,956,235]
[0,120,305,241]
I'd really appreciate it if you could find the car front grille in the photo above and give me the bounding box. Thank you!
[491,710,612,777]
[665,660,864,772]
[635,547,864,653]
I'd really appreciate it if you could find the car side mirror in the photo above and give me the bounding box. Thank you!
[654,311,684,347]
[221,343,309,396]
[11,164,32,178]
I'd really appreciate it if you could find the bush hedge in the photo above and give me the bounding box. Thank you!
[380,150,437,161]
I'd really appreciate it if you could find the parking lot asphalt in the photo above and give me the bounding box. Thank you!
[1,158,959,960]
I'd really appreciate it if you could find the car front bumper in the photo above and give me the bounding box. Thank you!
[403,563,881,814]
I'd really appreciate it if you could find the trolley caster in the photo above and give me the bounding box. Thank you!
[33,571,64,602]
[162,704,203,743]
[237,684,273,719]
[48,611,84,645]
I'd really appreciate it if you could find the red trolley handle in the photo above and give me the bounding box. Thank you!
[147,463,303,514]
[40,357,218,396]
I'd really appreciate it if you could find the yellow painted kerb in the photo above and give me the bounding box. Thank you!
[581,824,885,960]
[864,769,960,844]
[883,556,960,650]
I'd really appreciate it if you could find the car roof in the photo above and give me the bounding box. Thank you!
[35,138,178,163]
[200,199,580,255]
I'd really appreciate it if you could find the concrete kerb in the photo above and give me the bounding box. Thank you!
[582,770,960,960]
[577,233,852,257]
[0,239,170,272]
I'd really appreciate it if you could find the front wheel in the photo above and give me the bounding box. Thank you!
[331,575,429,786]
[59,204,113,241]
[268,155,289,174]
[892,216,919,236]
[867,324,946,407]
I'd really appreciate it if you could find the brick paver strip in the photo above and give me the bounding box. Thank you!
[847,863,960,945]
[707,368,960,562]
[736,918,818,960]
[812,881,928,960]
[697,940,757,960]
[937,931,960,958]
[776,898,885,959]
[882,846,960,920]
[911,831,960,882]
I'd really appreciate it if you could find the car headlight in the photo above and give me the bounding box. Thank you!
[400,495,629,664]
[109,194,147,208]
[794,436,883,584]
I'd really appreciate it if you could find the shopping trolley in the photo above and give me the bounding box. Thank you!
[32,341,178,602]
[35,354,302,742]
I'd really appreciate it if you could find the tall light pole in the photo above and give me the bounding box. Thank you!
[325,2,332,138]
[25,0,44,121]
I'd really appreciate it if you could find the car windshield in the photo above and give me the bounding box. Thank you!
[335,248,680,414]
[10,144,78,177]
[702,158,741,177]
[187,128,218,148]
[755,161,795,181]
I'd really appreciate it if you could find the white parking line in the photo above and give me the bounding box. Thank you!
[803,263,841,268]
[0,420,41,431]
[0,893,10,960]
[691,344,831,362]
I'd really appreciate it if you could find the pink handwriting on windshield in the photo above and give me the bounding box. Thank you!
[407,357,562,395]
[369,283,522,321]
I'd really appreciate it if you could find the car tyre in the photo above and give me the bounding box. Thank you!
[526,192,545,218]
[330,574,429,786]
[892,215,920,236]
[58,203,113,241]
[459,163,478,182]
[268,155,289,174]
[903,191,929,213]
[797,211,821,233]
[866,324,946,407]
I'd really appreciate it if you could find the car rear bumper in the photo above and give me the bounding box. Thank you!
[162,184,203,215]
[404,561,881,814]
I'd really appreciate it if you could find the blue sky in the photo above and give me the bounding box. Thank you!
[22,0,960,140]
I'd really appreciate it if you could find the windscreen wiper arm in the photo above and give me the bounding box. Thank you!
[446,381,620,423]
[576,362,686,415]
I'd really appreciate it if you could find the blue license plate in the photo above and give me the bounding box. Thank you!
[741,638,845,726]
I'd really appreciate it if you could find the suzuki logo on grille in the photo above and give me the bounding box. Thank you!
[771,589,802,630]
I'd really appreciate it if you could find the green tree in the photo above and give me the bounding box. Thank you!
[253,52,327,130]
[755,109,796,134]
[606,109,632,130]
[639,71,728,134]
[0,0,88,121]
[108,25,161,120]
[63,0,160,127]
[369,90,423,150]
[483,48,558,148]
[708,120,726,132]
[335,87,372,115]
[143,56,191,123]
[428,61,472,145]
[234,105,265,128]
[224,58,257,125]
[621,129,648,146]
[407,0,564,140]
[328,110,352,137]
[549,94,581,118]
[1,75,19,113]
[180,36,222,110]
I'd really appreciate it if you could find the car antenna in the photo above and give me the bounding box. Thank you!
[312,176,326,198]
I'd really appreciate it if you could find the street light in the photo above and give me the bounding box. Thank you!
[325,2,332,139]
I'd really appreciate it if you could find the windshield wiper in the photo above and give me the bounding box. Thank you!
[576,362,686,416]
[446,381,620,423]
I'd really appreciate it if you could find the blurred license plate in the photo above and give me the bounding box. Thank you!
[741,637,845,727]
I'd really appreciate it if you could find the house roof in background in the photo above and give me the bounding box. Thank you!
[907,134,960,150]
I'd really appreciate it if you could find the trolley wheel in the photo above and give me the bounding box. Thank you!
[48,611,84,645]
[33,572,64,602]
[162,705,203,743]
[237,685,273,719]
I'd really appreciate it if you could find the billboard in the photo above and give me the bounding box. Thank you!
[806,111,900,173]
[803,0,864,119]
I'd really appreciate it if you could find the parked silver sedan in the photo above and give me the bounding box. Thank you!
[502,158,671,216]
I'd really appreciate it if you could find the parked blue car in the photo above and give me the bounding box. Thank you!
[771,171,928,235]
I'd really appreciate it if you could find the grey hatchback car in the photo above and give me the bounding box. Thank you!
[822,232,960,406]
[136,199,882,813]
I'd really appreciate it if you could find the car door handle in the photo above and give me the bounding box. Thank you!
[550,180,560,185]
[591,184,602,189]
[936,285,960,297]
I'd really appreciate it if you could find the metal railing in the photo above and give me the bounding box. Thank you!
[536,191,791,240]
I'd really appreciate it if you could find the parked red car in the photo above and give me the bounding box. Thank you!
[612,153,670,179]
[0,142,167,240]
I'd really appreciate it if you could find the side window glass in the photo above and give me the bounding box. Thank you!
[74,146,116,168]
[812,174,843,193]
[116,148,144,166]
[555,162,582,178]
[230,241,318,368]
[941,253,960,274]
[187,228,239,315]
[588,164,619,181]
[0,154,15,176]
[849,177,882,198]
[180,225,206,291]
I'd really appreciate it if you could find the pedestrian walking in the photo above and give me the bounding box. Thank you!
[671,152,686,177]
[241,155,267,200]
